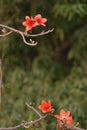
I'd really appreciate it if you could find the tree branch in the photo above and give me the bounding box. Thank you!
[0,113,49,130]
[0,102,51,130]
[0,124,23,130]
[22,113,49,128]
[26,102,42,118]
[0,24,54,46]
[67,126,85,130]
[0,31,12,37]
[24,28,54,37]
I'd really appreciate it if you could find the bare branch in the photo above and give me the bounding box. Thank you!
[24,28,54,37]
[0,99,53,130]
[22,113,49,128]
[0,112,50,130]
[0,124,23,130]
[0,24,54,46]
[0,31,12,37]
[26,102,42,118]
[20,32,38,46]
[67,126,85,130]
[0,24,38,46]
[0,24,20,34]
[0,120,85,130]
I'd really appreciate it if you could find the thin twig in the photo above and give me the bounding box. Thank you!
[24,28,54,37]
[0,24,37,46]
[26,102,42,118]
[0,99,51,130]
[0,113,49,130]
[0,31,12,37]
[22,113,49,128]
[20,32,38,46]
[0,24,54,46]
[32,114,48,124]
[67,126,85,130]
[0,124,23,130]
[0,24,20,34]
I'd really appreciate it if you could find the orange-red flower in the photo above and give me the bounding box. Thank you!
[34,14,47,26]
[22,14,47,31]
[22,16,36,31]
[38,100,52,113]
[54,109,72,126]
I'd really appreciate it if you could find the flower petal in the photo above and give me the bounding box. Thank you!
[22,21,27,26]
[26,26,32,31]
[42,18,47,23]
[60,109,66,116]
[25,16,30,20]
[35,14,42,19]
[54,115,61,119]
[65,111,70,117]
[66,117,72,126]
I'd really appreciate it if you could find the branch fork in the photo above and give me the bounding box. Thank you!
[0,24,54,46]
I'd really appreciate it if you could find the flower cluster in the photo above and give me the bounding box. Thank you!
[38,100,73,127]
[22,14,47,31]
[54,109,72,126]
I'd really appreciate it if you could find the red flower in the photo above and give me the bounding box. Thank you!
[22,16,36,31]
[34,14,47,26]
[54,109,72,126]
[38,100,52,113]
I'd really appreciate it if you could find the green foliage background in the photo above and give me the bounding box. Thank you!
[0,0,87,129]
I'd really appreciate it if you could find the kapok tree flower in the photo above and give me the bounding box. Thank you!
[54,109,72,126]
[22,16,36,31]
[34,14,47,26]
[38,100,52,113]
